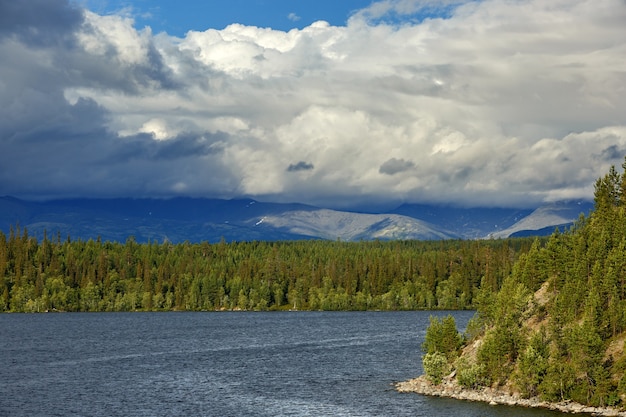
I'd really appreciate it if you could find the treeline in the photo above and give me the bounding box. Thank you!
[0,228,538,312]
[423,159,626,409]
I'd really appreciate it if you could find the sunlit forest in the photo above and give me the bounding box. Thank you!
[423,160,626,409]
[0,228,539,312]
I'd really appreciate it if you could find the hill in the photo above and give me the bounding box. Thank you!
[0,196,592,243]
[402,161,626,413]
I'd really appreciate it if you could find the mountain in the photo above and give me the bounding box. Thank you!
[0,197,317,243]
[392,200,593,239]
[390,204,534,239]
[487,200,594,238]
[255,209,457,241]
[0,196,593,243]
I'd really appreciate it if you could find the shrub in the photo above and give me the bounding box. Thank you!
[423,351,449,384]
[455,356,486,389]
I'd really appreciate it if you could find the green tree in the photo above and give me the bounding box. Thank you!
[514,328,549,398]
[422,315,463,361]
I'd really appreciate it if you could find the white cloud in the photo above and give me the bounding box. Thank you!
[138,118,171,140]
[1,0,626,208]
[78,10,152,67]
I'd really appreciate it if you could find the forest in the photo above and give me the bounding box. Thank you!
[423,159,626,409]
[0,225,538,313]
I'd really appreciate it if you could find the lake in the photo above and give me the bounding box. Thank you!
[0,311,569,416]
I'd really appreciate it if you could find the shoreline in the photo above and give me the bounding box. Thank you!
[395,375,626,416]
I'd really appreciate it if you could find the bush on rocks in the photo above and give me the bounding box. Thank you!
[423,351,449,385]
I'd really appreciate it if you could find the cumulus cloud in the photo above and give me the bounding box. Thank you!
[1,0,626,209]
[287,161,315,172]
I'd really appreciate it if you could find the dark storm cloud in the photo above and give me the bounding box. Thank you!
[287,161,315,172]
[104,132,227,163]
[599,145,626,162]
[0,123,234,200]
[154,133,226,159]
[0,0,84,46]
[379,158,414,175]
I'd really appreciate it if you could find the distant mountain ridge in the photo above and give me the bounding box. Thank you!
[256,209,457,241]
[0,196,593,243]
[489,200,592,238]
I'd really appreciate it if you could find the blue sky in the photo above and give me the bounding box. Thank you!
[78,0,378,34]
[1,0,626,209]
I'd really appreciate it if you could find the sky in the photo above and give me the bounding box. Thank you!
[74,0,379,35]
[1,0,625,210]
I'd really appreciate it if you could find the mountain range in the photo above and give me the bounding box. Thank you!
[0,196,593,243]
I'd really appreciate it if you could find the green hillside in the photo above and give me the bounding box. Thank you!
[423,159,626,408]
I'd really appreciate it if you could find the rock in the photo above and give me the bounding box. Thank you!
[395,375,626,416]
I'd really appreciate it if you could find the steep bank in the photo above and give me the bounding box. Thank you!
[396,375,626,416]
[395,163,626,415]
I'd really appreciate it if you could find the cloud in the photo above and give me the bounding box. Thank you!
[379,158,415,175]
[600,145,626,162]
[287,13,301,22]
[287,161,315,172]
[0,0,84,46]
[1,0,626,209]
[349,0,466,24]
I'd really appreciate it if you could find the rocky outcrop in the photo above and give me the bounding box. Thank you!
[395,375,626,416]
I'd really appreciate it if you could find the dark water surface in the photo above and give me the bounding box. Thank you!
[1,311,568,416]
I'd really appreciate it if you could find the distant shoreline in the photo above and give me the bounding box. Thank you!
[395,375,626,416]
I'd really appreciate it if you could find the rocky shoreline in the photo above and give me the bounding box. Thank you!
[395,375,626,416]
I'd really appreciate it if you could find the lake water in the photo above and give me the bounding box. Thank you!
[0,311,569,417]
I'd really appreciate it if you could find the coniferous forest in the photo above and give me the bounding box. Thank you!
[0,227,537,313]
[423,159,626,409]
